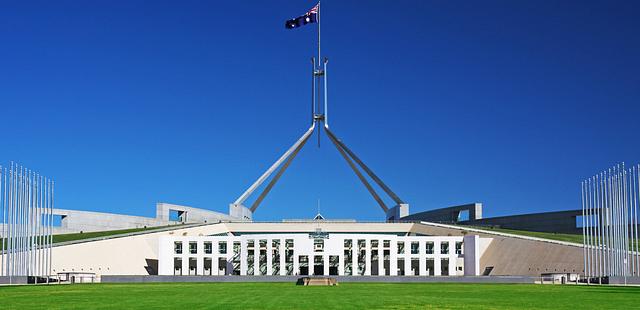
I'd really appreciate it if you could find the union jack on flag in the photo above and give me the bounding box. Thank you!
[285,2,319,29]
[307,3,319,15]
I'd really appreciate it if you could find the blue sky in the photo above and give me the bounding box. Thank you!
[1,1,639,221]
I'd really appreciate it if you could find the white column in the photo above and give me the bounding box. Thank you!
[196,240,204,275]
[404,252,411,276]
[266,239,273,276]
[254,243,260,276]
[434,241,441,276]
[324,254,329,275]
[352,239,357,276]
[293,249,299,276]
[419,240,427,276]
[181,248,188,276]
[240,240,247,275]
[279,238,286,276]
[449,254,456,277]
[364,239,371,275]
[338,253,344,276]
[378,240,384,276]
[390,239,398,276]
[226,240,234,275]
[212,241,219,276]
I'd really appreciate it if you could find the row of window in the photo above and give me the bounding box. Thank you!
[174,239,295,255]
[174,240,463,255]
[397,241,463,255]
[175,241,227,255]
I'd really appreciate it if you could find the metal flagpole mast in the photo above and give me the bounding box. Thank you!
[317,1,321,71]
[594,175,601,280]
[47,181,55,283]
[633,165,640,276]
[582,180,587,278]
[1,166,3,277]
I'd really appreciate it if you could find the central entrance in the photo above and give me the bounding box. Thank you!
[313,256,324,275]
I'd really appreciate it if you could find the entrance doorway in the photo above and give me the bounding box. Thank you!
[314,256,324,275]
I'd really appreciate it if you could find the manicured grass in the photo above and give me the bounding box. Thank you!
[467,226,584,243]
[51,226,170,244]
[1,226,172,247]
[0,282,638,309]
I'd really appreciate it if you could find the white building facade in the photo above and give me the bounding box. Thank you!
[158,231,480,277]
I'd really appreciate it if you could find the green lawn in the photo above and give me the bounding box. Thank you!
[466,226,584,243]
[2,225,192,247]
[0,282,638,309]
[51,226,172,244]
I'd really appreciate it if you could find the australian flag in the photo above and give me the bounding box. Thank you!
[285,3,319,29]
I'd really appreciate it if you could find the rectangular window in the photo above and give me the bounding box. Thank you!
[314,239,324,252]
[457,210,469,222]
[397,241,405,254]
[174,241,183,254]
[219,241,227,254]
[383,240,390,248]
[440,242,449,255]
[425,258,434,276]
[189,242,197,254]
[247,240,255,248]
[411,242,419,254]
[371,240,379,249]
[204,242,213,254]
[441,258,450,276]
[455,241,463,255]
[344,239,352,248]
[426,242,434,254]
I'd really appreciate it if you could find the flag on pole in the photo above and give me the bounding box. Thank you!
[285,3,319,29]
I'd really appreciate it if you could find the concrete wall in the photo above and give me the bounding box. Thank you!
[403,204,582,234]
[462,210,582,234]
[45,203,238,234]
[408,222,584,276]
[402,203,482,222]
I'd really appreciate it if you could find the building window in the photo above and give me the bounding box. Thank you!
[397,241,405,254]
[314,239,324,252]
[441,258,450,276]
[247,240,255,248]
[174,241,183,254]
[383,240,390,248]
[426,242,434,254]
[189,242,197,254]
[219,241,227,254]
[371,240,379,249]
[204,242,213,254]
[411,242,419,254]
[441,242,449,254]
[455,241,463,255]
[344,239,352,249]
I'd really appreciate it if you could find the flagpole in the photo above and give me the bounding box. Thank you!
[317,1,321,69]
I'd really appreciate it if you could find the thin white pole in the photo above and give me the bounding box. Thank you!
[323,58,328,128]
[624,168,630,277]
[49,180,53,281]
[8,164,13,279]
[595,175,602,279]
[635,165,640,274]
[582,180,587,278]
[19,166,24,276]
[1,166,4,277]
[612,169,618,276]
[317,1,321,69]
